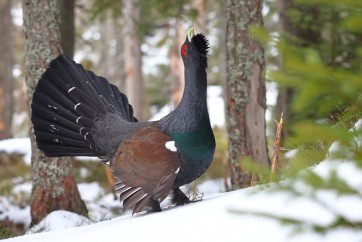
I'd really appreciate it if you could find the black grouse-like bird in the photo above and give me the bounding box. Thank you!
[31,27,215,214]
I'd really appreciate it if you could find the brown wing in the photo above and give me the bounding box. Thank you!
[110,125,181,214]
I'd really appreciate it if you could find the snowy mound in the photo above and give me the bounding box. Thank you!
[27,210,92,234]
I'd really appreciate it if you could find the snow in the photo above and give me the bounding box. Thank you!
[0,138,31,165]
[0,124,361,241]
[27,211,92,234]
[285,149,298,159]
[0,137,101,163]
[0,197,30,225]
[12,182,32,195]
[149,103,174,122]
[266,81,278,124]
[1,159,361,242]
[207,86,225,128]
[5,171,362,242]
[355,119,362,130]
[77,183,105,202]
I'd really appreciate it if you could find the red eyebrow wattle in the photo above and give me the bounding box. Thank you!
[181,44,188,57]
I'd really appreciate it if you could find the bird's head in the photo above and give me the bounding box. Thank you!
[181,27,209,68]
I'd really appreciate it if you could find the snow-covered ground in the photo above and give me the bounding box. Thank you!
[0,138,31,165]
[1,110,361,241]
[1,128,362,242]
[2,159,362,242]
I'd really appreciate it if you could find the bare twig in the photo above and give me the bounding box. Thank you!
[270,113,284,181]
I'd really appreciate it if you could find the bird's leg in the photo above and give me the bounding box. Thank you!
[149,199,162,212]
[171,188,192,205]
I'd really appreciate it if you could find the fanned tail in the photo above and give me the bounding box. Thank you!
[31,55,137,157]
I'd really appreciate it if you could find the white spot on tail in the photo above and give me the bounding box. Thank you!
[165,141,177,152]
[49,124,58,133]
[47,105,58,110]
[68,87,76,93]
[84,132,89,140]
[76,116,81,124]
[74,103,81,110]
[79,127,84,134]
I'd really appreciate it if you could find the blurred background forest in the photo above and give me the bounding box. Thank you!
[0,0,361,238]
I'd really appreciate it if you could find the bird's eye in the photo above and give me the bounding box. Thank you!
[181,44,188,58]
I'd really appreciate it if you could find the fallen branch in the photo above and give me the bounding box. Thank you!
[270,113,284,181]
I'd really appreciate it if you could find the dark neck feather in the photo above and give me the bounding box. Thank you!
[159,62,209,133]
[178,64,207,112]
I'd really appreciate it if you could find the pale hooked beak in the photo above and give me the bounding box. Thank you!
[187,27,195,42]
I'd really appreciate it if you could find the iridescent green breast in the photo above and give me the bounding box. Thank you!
[169,118,215,187]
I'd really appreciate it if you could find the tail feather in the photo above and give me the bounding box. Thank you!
[35,130,90,148]
[31,54,137,158]
[43,65,106,114]
[35,78,79,114]
[110,84,138,122]
[32,103,81,133]
[56,58,120,114]
[37,144,96,157]
[32,115,91,142]
[32,95,95,130]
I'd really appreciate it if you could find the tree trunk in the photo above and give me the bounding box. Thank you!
[225,0,269,190]
[0,0,14,139]
[170,21,185,107]
[219,1,227,102]
[111,17,125,91]
[58,0,75,59]
[22,0,87,226]
[273,0,296,144]
[274,0,322,144]
[122,0,145,120]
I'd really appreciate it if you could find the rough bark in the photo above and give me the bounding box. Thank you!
[219,1,227,102]
[0,0,14,139]
[225,0,269,189]
[123,0,145,120]
[22,0,87,226]
[58,0,75,59]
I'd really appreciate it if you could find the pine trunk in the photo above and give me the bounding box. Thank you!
[225,0,269,189]
[58,0,75,59]
[123,0,145,120]
[22,0,87,226]
[0,0,14,139]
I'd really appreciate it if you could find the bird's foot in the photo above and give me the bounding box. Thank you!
[172,188,201,206]
[149,199,162,212]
